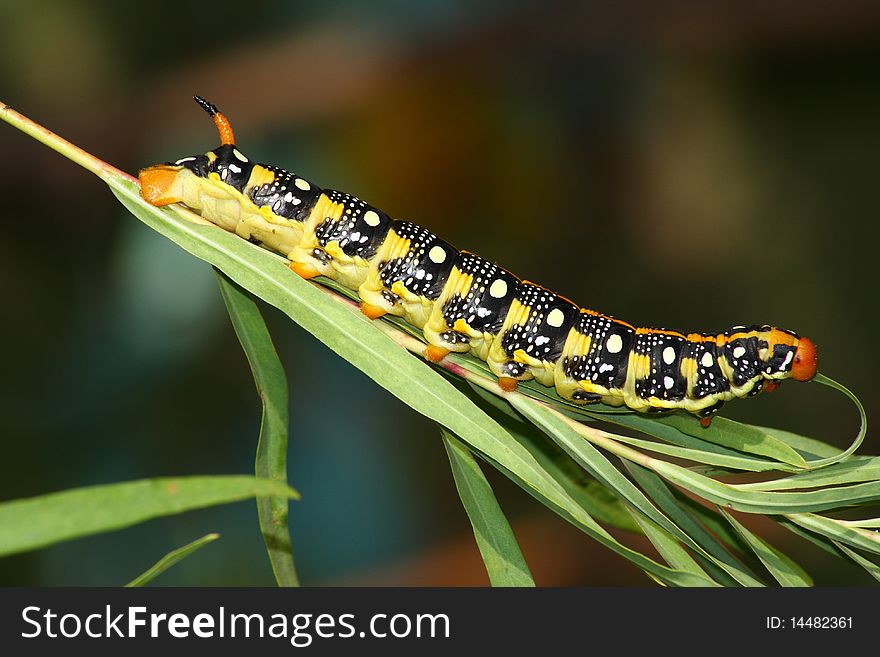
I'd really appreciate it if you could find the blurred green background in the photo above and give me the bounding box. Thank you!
[0,0,878,585]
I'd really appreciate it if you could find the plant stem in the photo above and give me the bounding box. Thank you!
[0,100,134,182]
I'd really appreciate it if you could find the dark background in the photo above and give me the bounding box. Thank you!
[0,0,877,585]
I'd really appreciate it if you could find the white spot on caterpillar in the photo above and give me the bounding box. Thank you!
[175,156,196,164]
[599,363,614,373]
[364,210,381,226]
[229,164,242,174]
[535,336,549,346]
[547,308,565,328]
[294,178,310,191]
[233,149,248,162]
[429,246,447,264]
[606,334,623,354]
[664,376,674,389]
[489,279,508,299]
[782,350,794,369]
[349,231,361,241]
[733,346,746,359]
[663,346,676,365]
[701,352,714,368]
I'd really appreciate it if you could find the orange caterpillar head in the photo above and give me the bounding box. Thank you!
[765,329,818,382]
[790,335,818,381]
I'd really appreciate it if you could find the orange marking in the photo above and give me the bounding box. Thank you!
[791,336,818,382]
[289,262,320,280]
[360,302,387,320]
[498,377,518,392]
[213,112,235,146]
[138,166,182,206]
[699,416,713,428]
[764,380,780,393]
[636,326,687,340]
[425,345,450,363]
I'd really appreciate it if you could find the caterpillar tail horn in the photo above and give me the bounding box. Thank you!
[193,95,236,146]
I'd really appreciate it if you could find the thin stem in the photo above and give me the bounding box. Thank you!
[0,100,135,182]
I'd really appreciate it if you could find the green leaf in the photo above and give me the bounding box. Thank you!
[720,509,812,587]
[629,513,712,582]
[737,456,880,491]
[830,541,880,583]
[0,476,299,557]
[509,395,755,586]
[776,517,848,558]
[461,381,639,532]
[509,396,679,536]
[624,462,763,587]
[125,533,219,587]
[216,270,299,586]
[647,459,880,514]
[785,514,880,555]
[807,374,869,467]
[754,426,842,459]
[441,429,535,587]
[651,415,807,469]
[597,429,797,473]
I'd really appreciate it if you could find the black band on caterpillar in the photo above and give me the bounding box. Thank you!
[138,97,820,425]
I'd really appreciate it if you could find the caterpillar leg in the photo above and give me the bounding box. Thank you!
[360,302,387,320]
[498,377,518,392]
[423,315,473,365]
[424,345,450,363]
[290,261,320,280]
[697,400,724,428]
[489,359,532,393]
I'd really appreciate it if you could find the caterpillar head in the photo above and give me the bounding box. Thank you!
[139,96,252,205]
[764,328,818,382]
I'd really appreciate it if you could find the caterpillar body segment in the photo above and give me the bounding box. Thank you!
[139,97,819,423]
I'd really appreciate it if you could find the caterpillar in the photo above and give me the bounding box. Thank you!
[139,96,818,427]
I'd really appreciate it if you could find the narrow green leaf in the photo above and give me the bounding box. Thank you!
[807,374,868,467]
[652,415,807,469]
[441,429,535,587]
[630,512,712,581]
[476,452,716,586]
[754,426,841,459]
[510,396,680,535]
[125,533,219,587]
[785,514,880,555]
[216,270,299,587]
[625,462,763,587]
[839,518,880,528]
[0,476,299,557]
[720,509,812,587]
[510,395,760,586]
[605,431,797,473]
[830,541,880,583]
[737,456,880,491]
[776,517,848,558]
[668,489,751,552]
[461,381,639,532]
